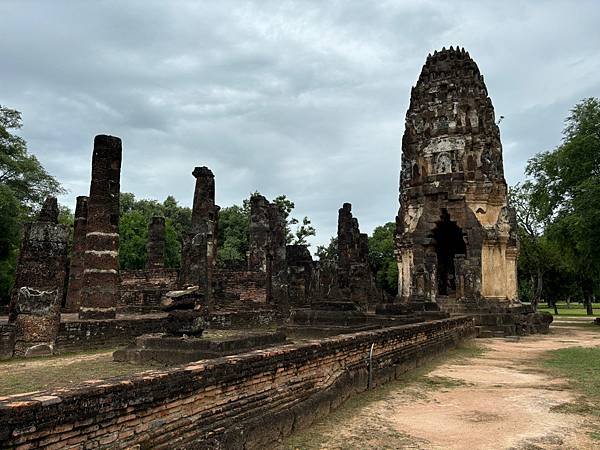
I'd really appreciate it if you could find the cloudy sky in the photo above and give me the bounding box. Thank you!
[1,1,599,249]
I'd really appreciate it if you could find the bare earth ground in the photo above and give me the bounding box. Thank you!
[285,317,600,450]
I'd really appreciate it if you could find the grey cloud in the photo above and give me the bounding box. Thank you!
[1,0,599,249]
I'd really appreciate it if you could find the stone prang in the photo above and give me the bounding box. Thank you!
[396,46,517,308]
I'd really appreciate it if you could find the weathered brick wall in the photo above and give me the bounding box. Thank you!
[0,324,15,360]
[214,269,268,304]
[55,317,166,353]
[205,308,280,329]
[118,269,179,313]
[0,317,474,449]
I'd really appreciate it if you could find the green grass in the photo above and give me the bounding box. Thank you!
[535,302,600,317]
[284,341,485,449]
[540,346,600,440]
[552,320,600,333]
[0,348,158,397]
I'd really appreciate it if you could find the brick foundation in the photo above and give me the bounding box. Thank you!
[0,317,474,449]
[118,269,179,313]
[55,317,167,353]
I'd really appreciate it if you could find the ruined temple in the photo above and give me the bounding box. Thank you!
[79,135,122,320]
[396,47,518,308]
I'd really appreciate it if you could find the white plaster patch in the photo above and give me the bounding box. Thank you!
[85,250,118,257]
[83,269,118,274]
[422,136,465,155]
[79,307,116,312]
[404,205,423,233]
[86,232,119,237]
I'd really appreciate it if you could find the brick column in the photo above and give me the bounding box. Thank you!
[64,196,88,312]
[79,135,122,320]
[9,196,68,356]
[179,167,219,304]
[147,216,166,269]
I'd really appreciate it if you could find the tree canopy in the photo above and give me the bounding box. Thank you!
[517,97,600,312]
[117,192,316,270]
[368,222,398,296]
[0,106,64,304]
[118,194,189,270]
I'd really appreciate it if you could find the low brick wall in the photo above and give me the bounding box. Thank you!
[118,269,179,313]
[0,323,15,360]
[55,317,166,353]
[2,309,281,358]
[214,269,267,303]
[0,317,474,449]
[206,308,281,329]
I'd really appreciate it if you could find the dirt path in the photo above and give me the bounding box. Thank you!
[285,317,600,449]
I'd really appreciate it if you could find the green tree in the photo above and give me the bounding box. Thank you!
[272,194,316,245]
[526,98,600,315]
[315,237,337,263]
[368,222,398,296]
[217,204,250,266]
[119,210,148,269]
[217,192,316,266]
[118,193,191,270]
[0,106,64,304]
[293,216,316,246]
[0,106,64,209]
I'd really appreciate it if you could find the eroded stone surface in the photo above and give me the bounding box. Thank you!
[146,216,166,269]
[65,196,88,312]
[13,288,61,357]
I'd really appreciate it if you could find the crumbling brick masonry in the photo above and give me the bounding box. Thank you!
[79,135,122,320]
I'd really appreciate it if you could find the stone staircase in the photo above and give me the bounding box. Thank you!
[436,296,553,337]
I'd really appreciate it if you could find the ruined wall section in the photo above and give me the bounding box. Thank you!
[396,47,518,304]
[80,135,122,320]
[334,203,378,309]
[243,194,289,310]
[0,317,474,449]
[146,216,166,269]
[118,268,179,313]
[180,167,219,304]
[64,196,88,312]
[287,244,315,307]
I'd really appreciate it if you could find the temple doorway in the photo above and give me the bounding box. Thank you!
[433,210,466,296]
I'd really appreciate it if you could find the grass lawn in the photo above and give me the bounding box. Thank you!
[541,346,600,441]
[535,302,600,317]
[0,348,158,397]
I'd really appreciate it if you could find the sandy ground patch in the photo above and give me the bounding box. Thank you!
[286,318,600,449]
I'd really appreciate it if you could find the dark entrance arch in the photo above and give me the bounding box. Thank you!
[433,209,466,296]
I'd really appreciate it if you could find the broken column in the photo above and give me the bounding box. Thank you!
[268,202,289,311]
[79,135,122,320]
[248,194,271,272]
[179,167,219,304]
[335,203,375,310]
[9,197,69,356]
[64,196,88,312]
[147,216,166,269]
